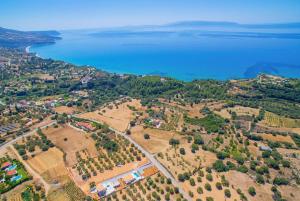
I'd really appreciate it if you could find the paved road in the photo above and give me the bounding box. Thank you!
[0,121,56,150]
[10,144,52,194]
[0,121,56,195]
[81,117,192,201]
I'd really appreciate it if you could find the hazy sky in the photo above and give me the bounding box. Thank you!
[1,0,300,30]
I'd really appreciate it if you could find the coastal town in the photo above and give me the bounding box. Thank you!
[0,46,300,201]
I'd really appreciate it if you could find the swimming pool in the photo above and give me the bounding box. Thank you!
[10,175,22,182]
[133,172,140,179]
[6,164,17,171]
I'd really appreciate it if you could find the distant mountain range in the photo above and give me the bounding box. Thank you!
[89,20,300,40]
[165,21,300,29]
[0,27,61,48]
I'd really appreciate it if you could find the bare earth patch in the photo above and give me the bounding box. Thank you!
[225,170,273,201]
[130,125,183,154]
[78,99,143,132]
[42,125,98,166]
[260,133,295,145]
[54,106,79,115]
[26,147,68,184]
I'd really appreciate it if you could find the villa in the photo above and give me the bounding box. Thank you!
[75,122,96,131]
[1,162,11,170]
[97,184,107,197]
[7,169,17,176]
[123,174,135,184]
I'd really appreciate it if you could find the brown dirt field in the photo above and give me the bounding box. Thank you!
[257,123,300,135]
[78,99,143,132]
[27,147,68,183]
[279,185,300,201]
[225,171,273,201]
[157,143,217,181]
[31,117,54,129]
[277,148,300,171]
[54,106,79,115]
[47,188,70,201]
[181,171,240,201]
[216,106,260,119]
[71,158,149,194]
[42,125,98,166]
[260,133,295,145]
[130,125,183,154]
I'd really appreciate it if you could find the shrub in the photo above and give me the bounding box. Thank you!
[144,133,150,139]
[224,189,231,198]
[204,183,212,191]
[237,165,248,173]
[179,148,186,155]
[169,138,180,146]
[226,161,236,170]
[215,182,222,190]
[178,174,185,182]
[216,151,229,160]
[206,173,213,181]
[166,178,172,184]
[248,186,256,196]
[206,197,214,201]
[197,187,203,194]
[256,174,265,184]
[273,177,289,185]
[194,134,204,145]
[282,160,290,168]
[189,178,195,186]
[212,160,228,172]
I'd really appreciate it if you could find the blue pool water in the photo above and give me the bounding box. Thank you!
[30,25,300,81]
[6,164,16,171]
[10,175,22,182]
[133,172,140,178]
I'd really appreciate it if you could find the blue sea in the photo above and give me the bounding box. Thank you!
[30,23,300,81]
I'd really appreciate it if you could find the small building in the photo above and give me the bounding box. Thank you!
[7,169,17,176]
[76,122,96,131]
[97,184,107,197]
[123,174,135,184]
[259,145,272,151]
[1,162,11,170]
[112,181,120,188]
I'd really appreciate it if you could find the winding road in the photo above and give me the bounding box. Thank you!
[80,117,192,201]
[0,121,56,195]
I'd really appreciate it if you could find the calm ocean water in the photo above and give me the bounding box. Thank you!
[30,26,300,81]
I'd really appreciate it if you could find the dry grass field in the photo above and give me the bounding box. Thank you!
[27,147,68,183]
[225,171,273,201]
[263,111,300,128]
[180,171,241,201]
[215,106,260,119]
[157,143,218,175]
[42,125,98,166]
[130,125,183,154]
[54,106,79,115]
[78,99,143,132]
[260,133,295,145]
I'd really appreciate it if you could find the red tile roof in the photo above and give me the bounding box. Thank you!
[1,162,11,169]
[77,122,95,131]
[7,169,17,176]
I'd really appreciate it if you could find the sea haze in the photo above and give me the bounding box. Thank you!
[30,21,300,81]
